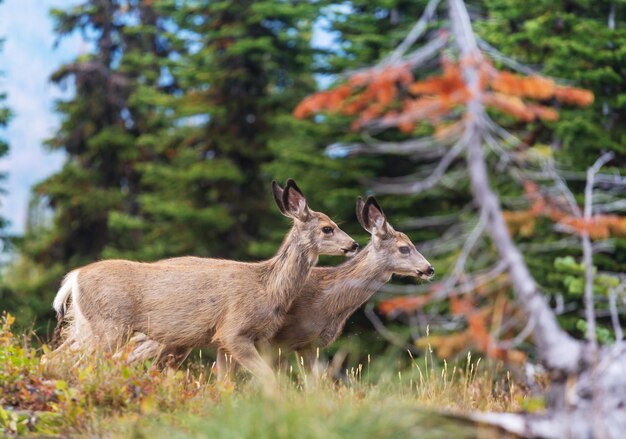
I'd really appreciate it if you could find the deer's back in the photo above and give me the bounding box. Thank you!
[76,259,264,347]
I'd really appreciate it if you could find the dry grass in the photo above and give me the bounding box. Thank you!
[1,313,527,437]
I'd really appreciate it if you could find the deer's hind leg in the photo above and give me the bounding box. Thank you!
[156,345,192,369]
[126,333,163,363]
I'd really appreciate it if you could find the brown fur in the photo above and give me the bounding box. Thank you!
[157,196,433,374]
[50,180,357,381]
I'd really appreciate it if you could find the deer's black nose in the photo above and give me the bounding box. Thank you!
[351,241,359,251]
[425,266,435,276]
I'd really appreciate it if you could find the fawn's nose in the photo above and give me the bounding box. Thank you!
[350,241,359,251]
[425,266,435,277]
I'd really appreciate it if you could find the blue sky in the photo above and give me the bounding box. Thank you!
[0,0,82,234]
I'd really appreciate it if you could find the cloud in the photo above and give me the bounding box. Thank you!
[0,0,83,234]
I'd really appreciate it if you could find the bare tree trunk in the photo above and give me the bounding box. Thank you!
[447,0,583,373]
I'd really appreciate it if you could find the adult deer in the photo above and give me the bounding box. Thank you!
[268,196,433,366]
[49,179,358,383]
[158,196,433,376]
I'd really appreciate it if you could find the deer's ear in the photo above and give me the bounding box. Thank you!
[355,196,368,231]
[282,179,311,221]
[363,196,391,238]
[272,181,289,217]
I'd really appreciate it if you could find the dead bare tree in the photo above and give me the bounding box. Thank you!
[296,0,626,436]
[407,2,625,436]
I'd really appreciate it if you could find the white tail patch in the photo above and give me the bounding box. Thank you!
[53,270,79,318]
[52,269,94,348]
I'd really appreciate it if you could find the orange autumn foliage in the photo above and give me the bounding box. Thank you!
[553,86,595,106]
[503,180,626,240]
[294,56,593,131]
[415,292,527,364]
[377,292,434,316]
[408,59,466,97]
[483,93,535,122]
[491,72,555,100]
[293,85,352,119]
[527,104,559,122]
[379,273,526,364]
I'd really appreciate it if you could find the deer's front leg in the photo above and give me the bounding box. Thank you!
[297,348,323,384]
[216,347,237,380]
[222,335,276,386]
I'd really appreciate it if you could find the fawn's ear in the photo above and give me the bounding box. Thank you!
[282,179,311,221]
[272,180,289,216]
[355,196,368,231]
[362,196,391,238]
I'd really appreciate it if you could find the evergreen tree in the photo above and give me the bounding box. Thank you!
[478,0,626,164]
[115,0,323,261]
[6,0,176,328]
[269,0,448,246]
[5,1,325,328]
[269,1,463,354]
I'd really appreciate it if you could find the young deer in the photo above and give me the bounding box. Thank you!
[157,196,433,376]
[50,179,358,382]
[268,196,433,367]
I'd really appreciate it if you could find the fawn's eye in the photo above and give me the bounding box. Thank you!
[322,226,333,234]
[399,246,411,254]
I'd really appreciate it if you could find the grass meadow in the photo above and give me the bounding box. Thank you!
[0,313,530,438]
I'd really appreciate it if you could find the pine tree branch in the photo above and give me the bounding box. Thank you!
[354,134,452,157]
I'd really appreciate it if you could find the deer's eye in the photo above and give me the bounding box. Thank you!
[399,246,411,254]
[322,226,334,234]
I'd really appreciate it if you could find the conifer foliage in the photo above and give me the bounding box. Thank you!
[5,0,322,326]
[122,0,321,261]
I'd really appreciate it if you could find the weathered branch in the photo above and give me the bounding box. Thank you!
[382,0,441,66]
[432,207,487,300]
[358,134,452,156]
[400,208,468,229]
[582,152,615,348]
[401,33,449,68]
[372,140,466,194]
[364,303,412,349]
[608,285,624,341]
[476,37,539,76]
[542,160,583,217]
[524,170,626,187]
[593,198,626,213]
[344,29,447,80]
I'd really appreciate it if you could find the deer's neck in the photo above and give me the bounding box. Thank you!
[262,226,318,309]
[320,244,391,314]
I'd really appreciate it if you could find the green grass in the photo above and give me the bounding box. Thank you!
[0,313,525,437]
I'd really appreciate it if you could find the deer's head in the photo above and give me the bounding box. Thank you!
[272,179,358,257]
[356,196,434,280]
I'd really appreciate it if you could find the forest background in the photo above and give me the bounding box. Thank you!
[0,0,624,371]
